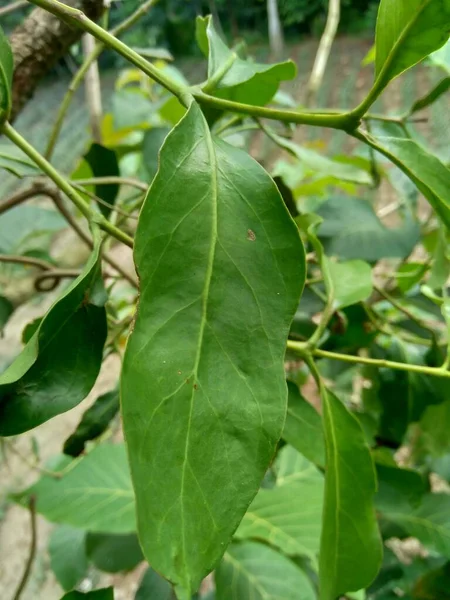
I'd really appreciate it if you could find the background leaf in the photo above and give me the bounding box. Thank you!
[84,143,120,218]
[0,25,13,118]
[49,525,88,592]
[215,541,316,600]
[16,443,136,533]
[135,568,173,600]
[0,234,107,435]
[0,205,64,254]
[86,533,143,573]
[375,0,450,85]
[61,589,114,600]
[282,381,325,467]
[319,390,382,599]
[328,259,372,309]
[121,102,305,596]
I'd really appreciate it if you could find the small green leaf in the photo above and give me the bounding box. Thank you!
[0,26,13,121]
[121,102,305,597]
[235,473,323,561]
[60,589,114,600]
[396,263,428,293]
[49,526,88,591]
[216,542,316,600]
[408,77,450,114]
[0,233,107,435]
[428,227,450,289]
[319,389,382,599]
[135,568,173,600]
[282,381,325,467]
[196,16,296,106]
[0,295,13,334]
[316,196,419,261]
[368,135,450,230]
[328,259,372,309]
[86,533,143,573]
[63,388,120,457]
[375,0,450,87]
[84,143,120,218]
[141,127,170,181]
[15,443,135,533]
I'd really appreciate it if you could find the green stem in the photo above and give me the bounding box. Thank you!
[202,51,237,94]
[287,341,450,379]
[28,0,190,106]
[2,122,134,248]
[45,0,160,158]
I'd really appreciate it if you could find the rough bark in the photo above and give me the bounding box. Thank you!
[9,0,104,121]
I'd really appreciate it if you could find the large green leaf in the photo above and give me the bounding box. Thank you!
[0,233,107,435]
[215,542,316,600]
[121,101,305,598]
[367,135,450,230]
[316,196,419,261]
[380,493,450,558]
[375,0,450,87]
[319,389,382,600]
[61,589,114,600]
[63,388,120,457]
[282,381,325,467]
[0,26,13,120]
[49,526,88,592]
[196,16,296,106]
[16,443,135,533]
[135,568,173,600]
[235,475,323,561]
[84,143,120,218]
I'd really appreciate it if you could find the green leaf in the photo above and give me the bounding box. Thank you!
[368,135,450,230]
[319,389,382,599]
[429,39,450,73]
[274,444,325,487]
[381,493,450,558]
[0,26,13,120]
[196,16,296,106]
[84,143,120,218]
[328,260,372,309]
[282,381,325,467]
[396,263,428,293]
[121,102,305,597]
[420,399,450,456]
[235,474,323,561]
[16,443,135,533]
[375,0,450,86]
[0,295,13,333]
[216,541,316,600]
[63,389,120,457]
[86,533,143,573]
[0,145,41,178]
[316,196,419,261]
[60,589,114,600]
[141,127,170,181]
[135,568,173,600]
[0,205,64,254]
[412,562,450,599]
[267,132,372,185]
[0,233,107,435]
[408,77,450,114]
[49,526,88,591]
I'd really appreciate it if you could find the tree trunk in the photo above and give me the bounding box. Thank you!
[267,0,284,61]
[9,0,104,121]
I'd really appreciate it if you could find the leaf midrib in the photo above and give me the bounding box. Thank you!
[178,111,219,581]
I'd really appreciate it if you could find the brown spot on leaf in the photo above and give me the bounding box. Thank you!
[193,383,198,390]
[247,229,256,242]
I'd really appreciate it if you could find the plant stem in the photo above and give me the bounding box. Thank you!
[12,497,37,600]
[202,52,237,94]
[0,0,27,17]
[28,0,189,105]
[287,341,450,379]
[0,253,55,270]
[0,186,49,216]
[73,176,148,191]
[44,0,160,158]
[2,122,134,248]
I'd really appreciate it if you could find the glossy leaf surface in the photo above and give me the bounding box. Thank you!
[375,0,450,85]
[63,388,120,457]
[216,542,316,600]
[16,444,135,532]
[0,26,13,119]
[196,16,296,106]
[121,102,305,597]
[283,381,325,467]
[0,233,107,435]
[49,525,88,591]
[320,390,382,599]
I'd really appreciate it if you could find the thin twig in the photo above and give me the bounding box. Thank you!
[12,496,37,600]
[0,253,55,271]
[71,182,139,220]
[73,176,148,191]
[0,187,46,216]
[0,0,27,17]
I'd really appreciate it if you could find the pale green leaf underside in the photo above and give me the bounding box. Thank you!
[121,101,305,596]
[328,259,373,309]
[216,541,316,600]
[275,445,324,487]
[319,390,382,600]
[375,0,450,84]
[16,444,135,533]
